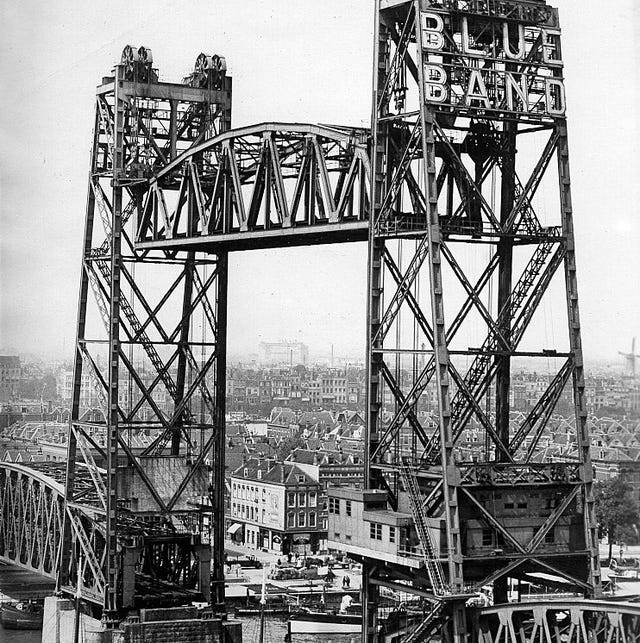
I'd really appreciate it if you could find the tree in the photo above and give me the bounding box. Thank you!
[594,476,640,562]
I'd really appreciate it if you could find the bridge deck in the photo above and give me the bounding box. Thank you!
[0,561,55,601]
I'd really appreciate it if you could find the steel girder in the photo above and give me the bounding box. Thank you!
[472,601,640,643]
[134,123,371,252]
[61,55,232,621]
[362,1,599,641]
[0,462,106,605]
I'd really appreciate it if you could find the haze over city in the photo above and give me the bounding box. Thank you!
[1,0,639,362]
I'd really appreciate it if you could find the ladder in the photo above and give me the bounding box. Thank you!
[400,460,447,597]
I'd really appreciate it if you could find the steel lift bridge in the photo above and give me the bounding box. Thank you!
[1,0,637,641]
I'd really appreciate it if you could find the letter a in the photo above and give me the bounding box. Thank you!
[465,70,490,108]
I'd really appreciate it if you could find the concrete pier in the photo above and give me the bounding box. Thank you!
[42,597,104,643]
[41,597,243,643]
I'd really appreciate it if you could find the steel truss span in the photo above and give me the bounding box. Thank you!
[0,463,106,605]
[135,122,371,252]
[473,601,640,643]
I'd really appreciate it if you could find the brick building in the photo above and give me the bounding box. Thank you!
[228,458,325,554]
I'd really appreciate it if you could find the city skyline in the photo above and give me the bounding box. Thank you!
[1,0,638,362]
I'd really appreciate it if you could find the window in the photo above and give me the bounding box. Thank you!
[298,475,305,483]
[346,535,352,541]
[298,512,306,527]
[288,492,296,507]
[544,528,555,544]
[345,500,352,517]
[389,526,396,543]
[287,512,295,528]
[517,502,527,509]
[298,492,307,507]
[504,502,514,509]
[309,512,316,527]
[370,523,382,540]
[257,470,262,479]
[329,498,340,515]
[334,532,340,539]
[482,529,493,546]
[309,492,317,507]
[243,468,248,477]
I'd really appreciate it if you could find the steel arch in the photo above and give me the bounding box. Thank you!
[472,600,640,643]
[135,122,371,252]
[0,462,106,605]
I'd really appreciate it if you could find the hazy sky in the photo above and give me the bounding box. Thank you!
[1,0,638,363]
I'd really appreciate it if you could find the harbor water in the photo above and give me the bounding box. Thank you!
[0,615,357,643]
[0,626,41,642]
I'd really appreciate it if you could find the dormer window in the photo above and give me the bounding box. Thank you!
[243,468,248,477]
[257,469,262,479]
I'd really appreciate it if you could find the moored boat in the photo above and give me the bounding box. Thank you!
[288,608,362,634]
[0,601,44,630]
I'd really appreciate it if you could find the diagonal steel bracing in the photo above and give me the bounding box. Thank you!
[61,52,233,621]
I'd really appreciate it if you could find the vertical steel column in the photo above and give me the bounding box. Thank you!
[173,255,195,455]
[363,4,387,640]
[212,76,232,611]
[365,0,390,490]
[495,124,516,455]
[556,124,601,596]
[494,123,516,605]
[58,111,101,592]
[104,63,126,621]
[212,250,228,609]
[414,2,464,597]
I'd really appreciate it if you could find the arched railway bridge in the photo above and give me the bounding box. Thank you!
[0,461,106,604]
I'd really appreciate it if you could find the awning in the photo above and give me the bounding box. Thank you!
[227,523,243,535]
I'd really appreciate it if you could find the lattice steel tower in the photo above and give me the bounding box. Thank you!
[357,0,600,640]
[59,48,231,620]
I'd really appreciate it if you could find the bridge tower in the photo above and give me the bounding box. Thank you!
[59,48,232,622]
[359,0,600,640]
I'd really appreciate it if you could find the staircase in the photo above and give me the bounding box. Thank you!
[403,601,444,643]
[400,460,447,597]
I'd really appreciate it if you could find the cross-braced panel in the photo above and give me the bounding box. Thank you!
[135,123,370,252]
[60,50,232,619]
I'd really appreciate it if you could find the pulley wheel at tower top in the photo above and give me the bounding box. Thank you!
[192,53,227,89]
[120,45,155,82]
